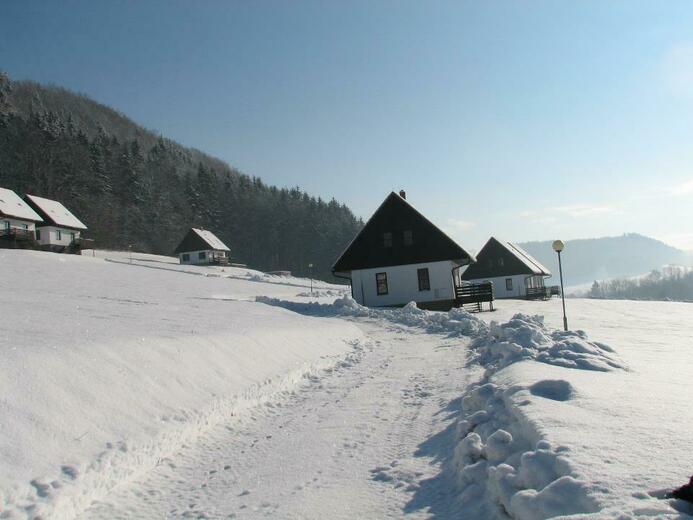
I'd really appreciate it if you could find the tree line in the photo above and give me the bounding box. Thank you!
[587,266,693,302]
[0,72,363,281]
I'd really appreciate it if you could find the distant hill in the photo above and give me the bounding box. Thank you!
[0,72,362,280]
[519,233,690,287]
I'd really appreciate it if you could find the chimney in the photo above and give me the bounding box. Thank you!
[399,190,406,200]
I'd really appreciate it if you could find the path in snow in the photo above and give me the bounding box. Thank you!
[82,321,481,519]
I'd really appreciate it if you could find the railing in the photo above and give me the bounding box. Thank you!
[209,255,229,265]
[0,228,35,241]
[455,281,494,311]
[526,286,550,300]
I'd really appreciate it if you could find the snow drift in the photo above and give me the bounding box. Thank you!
[256,295,488,337]
[0,250,364,519]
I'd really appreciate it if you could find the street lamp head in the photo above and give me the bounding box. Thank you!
[552,240,565,253]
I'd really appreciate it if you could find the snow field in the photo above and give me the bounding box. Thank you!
[3,248,692,519]
[473,299,693,519]
[263,294,693,518]
[0,250,363,519]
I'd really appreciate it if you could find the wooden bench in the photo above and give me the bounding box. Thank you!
[455,282,494,312]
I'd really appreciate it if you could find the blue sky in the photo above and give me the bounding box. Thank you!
[2,1,693,251]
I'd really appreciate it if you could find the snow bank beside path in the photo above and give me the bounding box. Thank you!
[469,313,625,374]
[451,300,693,519]
[256,296,487,336]
[451,313,628,519]
[0,250,364,519]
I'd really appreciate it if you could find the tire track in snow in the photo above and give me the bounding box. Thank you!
[83,321,481,519]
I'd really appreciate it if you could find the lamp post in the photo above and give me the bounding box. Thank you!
[552,240,568,331]
[308,263,313,295]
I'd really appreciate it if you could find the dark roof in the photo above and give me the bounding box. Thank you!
[24,194,87,230]
[173,228,230,254]
[332,192,474,272]
[461,237,551,280]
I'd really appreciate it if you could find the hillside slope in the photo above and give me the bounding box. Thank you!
[519,233,689,286]
[0,249,361,518]
[0,72,362,280]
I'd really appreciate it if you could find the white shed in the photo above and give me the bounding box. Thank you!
[173,228,230,265]
[24,194,87,253]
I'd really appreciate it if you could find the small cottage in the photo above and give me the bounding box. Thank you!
[173,228,230,265]
[24,194,88,253]
[332,191,475,310]
[460,237,551,299]
[0,187,43,247]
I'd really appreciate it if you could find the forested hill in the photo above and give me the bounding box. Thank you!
[0,73,362,280]
[519,233,690,286]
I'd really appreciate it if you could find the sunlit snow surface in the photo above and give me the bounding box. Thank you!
[1,249,692,519]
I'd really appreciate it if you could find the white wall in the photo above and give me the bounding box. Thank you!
[1,218,36,233]
[179,249,227,265]
[350,260,458,307]
[35,226,80,246]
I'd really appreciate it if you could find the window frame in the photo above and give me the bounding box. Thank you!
[417,267,430,291]
[55,229,62,241]
[375,272,389,295]
[383,232,393,248]
[181,253,190,262]
[403,229,413,246]
[198,251,206,260]
[505,278,513,291]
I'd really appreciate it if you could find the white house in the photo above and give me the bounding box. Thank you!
[24,194,88,253]
[173,228,230,265]
[0,187,43,247]
[460,237,551,299]
[332,191,475,310]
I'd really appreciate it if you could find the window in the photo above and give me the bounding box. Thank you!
[498,258,504,267]
[376,272,388,295]
[417,268,430,291]
[182,253,190,262]
[383,232,393,248]
[35,229,40,240]
[70,232,76,243]
[198,251,206,260]
[506,278,513,291]
[2,221,9,230]
[403,230,413,246]
[55,230,62,240]
[21,223,28,230]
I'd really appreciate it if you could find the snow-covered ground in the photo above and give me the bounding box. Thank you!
[0,250,354,518]
[462,298,693,518]
[2,249,692,519]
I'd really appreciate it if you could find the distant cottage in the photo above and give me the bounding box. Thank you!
[332,191,475,310]
[24,194,87,253]
[174,228,230,265]
[0,187,43,247]
[461,237,551,299]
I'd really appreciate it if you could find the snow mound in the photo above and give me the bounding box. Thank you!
[469,314,625,373]
[256,296,487,337]
[529,379,574,401]
[453,382,601,519]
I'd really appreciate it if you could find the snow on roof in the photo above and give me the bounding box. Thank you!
[0,187,43,222]
[505,241,551,276]
[192,228,230,251]
[25,194,87,230]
